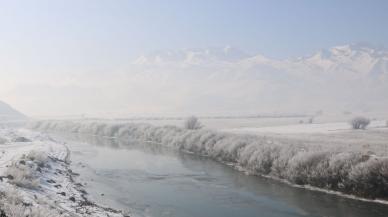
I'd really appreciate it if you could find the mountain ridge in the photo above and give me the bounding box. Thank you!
[133,44,388,78]
[0,100,27,120]
[126,44,388,114]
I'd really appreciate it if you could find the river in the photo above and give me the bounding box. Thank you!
[51,133,388,217]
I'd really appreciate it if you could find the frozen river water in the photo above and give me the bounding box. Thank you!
[52,133,388,217]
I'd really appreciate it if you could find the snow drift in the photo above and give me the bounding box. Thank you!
[29,120,388,200]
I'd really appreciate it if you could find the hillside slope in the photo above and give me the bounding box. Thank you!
[0,101,26,121]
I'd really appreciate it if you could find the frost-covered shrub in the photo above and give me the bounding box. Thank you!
[184,116,202,130]
[0,188,62,217]
[27,150,49,168]
[287,151,331,186]
[350,117,370,129]
[6,151,48,189]
[349,157,388,198]
[325,153,366,191]
[6,163,39,189]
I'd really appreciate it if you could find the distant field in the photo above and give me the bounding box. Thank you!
[116,112,388,129]
[129,114,388,156]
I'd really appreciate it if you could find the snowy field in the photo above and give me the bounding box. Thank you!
[28,116,388,202]
[223,120,388,156]
[224,120,387,134]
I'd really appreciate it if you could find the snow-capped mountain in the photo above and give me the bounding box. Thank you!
[134,46,250,65]
[296,44,388,76]
[127,44,388,114]
[134,43,388,78]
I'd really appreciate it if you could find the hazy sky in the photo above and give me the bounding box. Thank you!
[1,0,388,59]
[1,0,388,117]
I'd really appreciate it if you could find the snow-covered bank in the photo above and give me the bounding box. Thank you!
[0,128,128,217]
[28,120,388,201]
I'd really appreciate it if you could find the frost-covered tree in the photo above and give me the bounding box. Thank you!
[184,116,202,130]
[350,117,370,130]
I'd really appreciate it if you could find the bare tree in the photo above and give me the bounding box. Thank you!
[350,117,370,130]
[184,116,202,130]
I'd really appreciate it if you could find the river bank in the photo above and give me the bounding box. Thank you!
[28,120,388,201]
[0,128,128,217]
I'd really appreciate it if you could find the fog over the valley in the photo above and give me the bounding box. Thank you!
[1,44,387,117]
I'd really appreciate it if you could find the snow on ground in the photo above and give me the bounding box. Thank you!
[221,120,388,158]
[0,128,128,217]
[28,119,388,202]
[223,120,387,134]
